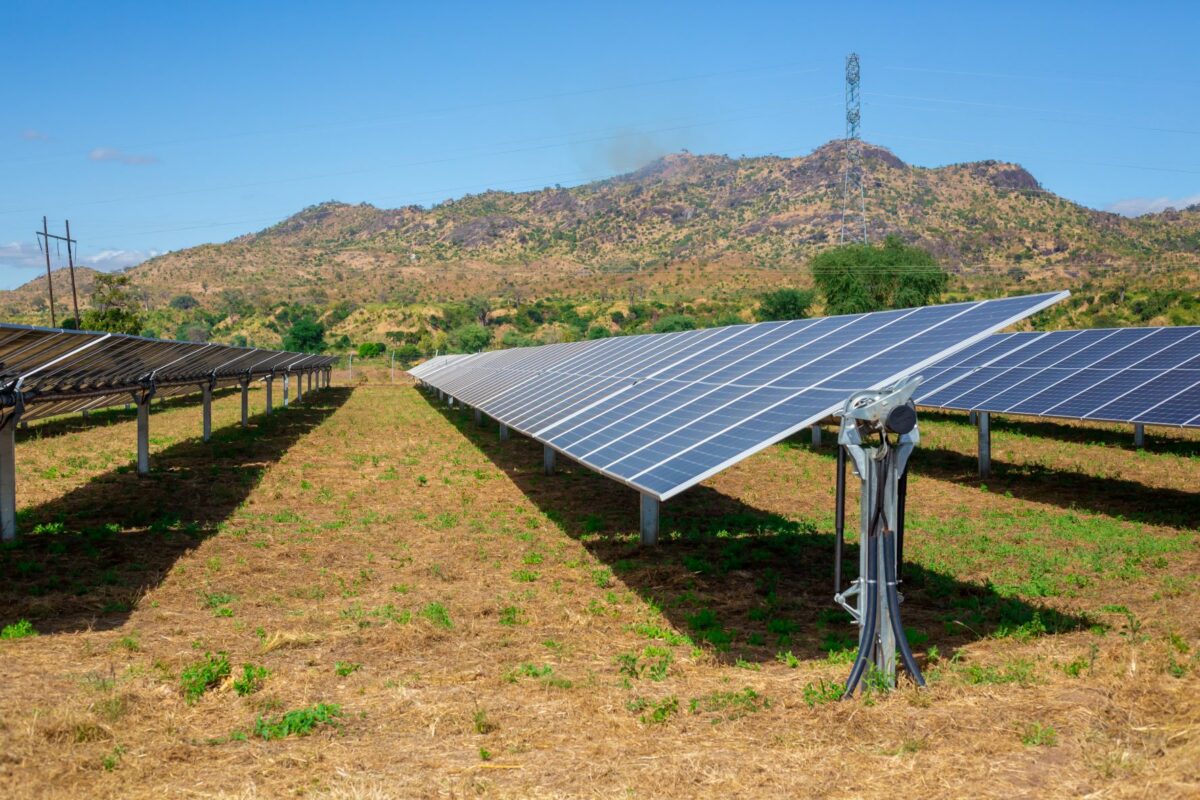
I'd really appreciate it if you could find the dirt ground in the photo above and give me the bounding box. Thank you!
[0,365,1196,799]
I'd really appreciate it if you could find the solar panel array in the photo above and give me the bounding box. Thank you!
[0,323,337,423]
[412,291,1068,500]
[917,326,1200,427]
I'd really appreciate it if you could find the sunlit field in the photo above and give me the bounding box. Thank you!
[1,364,1196,799]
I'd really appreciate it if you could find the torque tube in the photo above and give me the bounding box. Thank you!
[882,529,925,687]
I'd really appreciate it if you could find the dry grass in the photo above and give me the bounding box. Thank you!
[0,368,1196,798]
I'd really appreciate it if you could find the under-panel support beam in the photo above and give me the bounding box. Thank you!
[640,493,660,546]
[499,423,509,442]
[977,411,991,479]
[137,398,151,476]
[1,418,16,542]
[202,383,213,442]
[1134,423,1145,448]
[240,380,250,427]
[543,445,556,475]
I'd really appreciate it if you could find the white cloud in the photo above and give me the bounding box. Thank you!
[1105,193,1200,217]
[88,147,160,165]
[81,248,161,270]
[21,129,52,142]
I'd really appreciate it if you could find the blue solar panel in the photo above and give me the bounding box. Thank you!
[412,291,1069,499]
[917,326,1200,428]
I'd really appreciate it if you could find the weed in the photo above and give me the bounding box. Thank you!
[419,602,453,629]
[803,680,844,707]
[498,605,523,626]
[630,622,691,647]
[1,619,37,639]
[689,687,769,719]
[775,650,800,669]
[522,551,544,565]
[472,708,497,734]
[1020,723,1058,746]
[512,569,539,583]
[101,744,124,771]
[334,661,361,677]
[180,652,231,704]
[233,664,269,696]
[114,635,140,653]
[479,748,492,761]
[962,659,1037,686]
[627,695,679,725]
[253,703,343,740]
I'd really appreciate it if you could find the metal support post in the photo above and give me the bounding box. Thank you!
[0,416,17,542]
[499,423,509,441]
[1133,423,1145,448]
[240,380,250,427]
[266,376,274,415]
[137,397,151,476]
[296,372,304,403]
[543,445,556,475]
[811,424,822,447]
[834,377,925,696]
[283,373,290,408]
[977,411,991,479]
[474,408,483,427]
[640,493,660,546]
[202,383,212,442]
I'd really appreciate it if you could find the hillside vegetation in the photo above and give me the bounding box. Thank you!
[3,140,1198,352]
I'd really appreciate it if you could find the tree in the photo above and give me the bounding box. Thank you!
[169,294,200,310]
[652,314,697,333]
[757,288,815,321]
[810,235,948,316]
[79,273,143,335]
[586,324,611,339]
[283,316,326,353]
[450,323,491,352]
[357,342,386,358]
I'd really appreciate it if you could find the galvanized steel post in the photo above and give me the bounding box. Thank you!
[640,493,660,546]
[978,411,991,479]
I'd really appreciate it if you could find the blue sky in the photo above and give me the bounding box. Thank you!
[2,0,1198,289]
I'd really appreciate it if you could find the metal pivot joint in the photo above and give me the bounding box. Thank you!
[833,375,926,697]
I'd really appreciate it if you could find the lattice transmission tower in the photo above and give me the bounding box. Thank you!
[839,53,868,244]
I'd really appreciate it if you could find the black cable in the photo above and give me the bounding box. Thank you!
[896,464,908,581]
[883,528,926,687]
[843,450,888,698]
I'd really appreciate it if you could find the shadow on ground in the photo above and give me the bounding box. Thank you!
[423,391,1093,666]
[921,410,1200,458]
[0,387,351,634]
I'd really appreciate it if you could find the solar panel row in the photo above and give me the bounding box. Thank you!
[0,324,337,423]
[412,291,1068,500]
[917,326,1200,427]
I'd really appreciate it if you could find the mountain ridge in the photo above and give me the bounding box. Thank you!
[4,140,1198,319]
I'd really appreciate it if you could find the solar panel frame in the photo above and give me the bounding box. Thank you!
[917,326,1200,427]
[0,323,338,423]
[412,291,1069,500]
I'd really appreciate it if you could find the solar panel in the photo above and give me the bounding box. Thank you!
[917,326,1200,427]
[412,291,1068,500]
[0,323,337,423]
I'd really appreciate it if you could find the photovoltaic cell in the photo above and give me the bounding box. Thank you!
[412,291,1068,500]
[917,326,1200,428]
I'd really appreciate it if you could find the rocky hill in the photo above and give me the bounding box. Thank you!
[5,140,1199,320]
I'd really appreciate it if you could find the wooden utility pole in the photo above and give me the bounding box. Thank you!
[36,218,81,328]
[40,216,56,327]
[64,220,79,326]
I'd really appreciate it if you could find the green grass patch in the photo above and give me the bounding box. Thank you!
[253,703,343,740]
[180,652,231,704]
